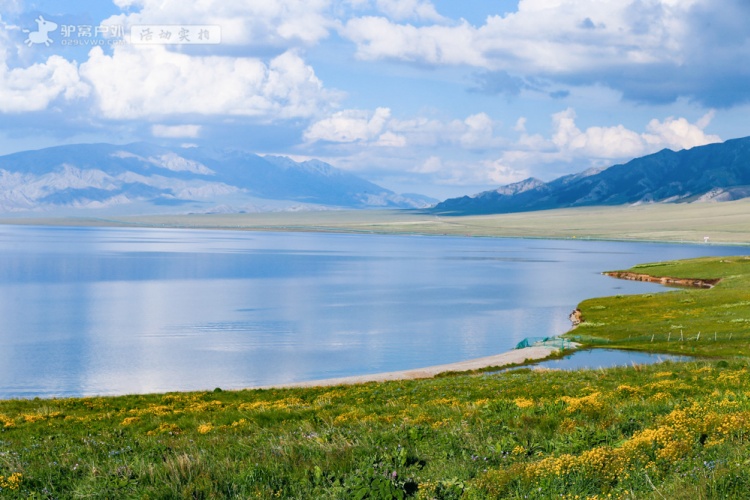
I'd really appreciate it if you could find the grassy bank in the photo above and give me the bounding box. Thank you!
[568,255,750,357]
[2,257,750,498]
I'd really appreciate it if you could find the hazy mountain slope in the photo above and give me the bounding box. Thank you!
[434,136,750,214]
[0,143,434,214]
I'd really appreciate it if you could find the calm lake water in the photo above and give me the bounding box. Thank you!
[0,225,743,399]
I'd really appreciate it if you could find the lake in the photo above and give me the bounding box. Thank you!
[0,225,743,399]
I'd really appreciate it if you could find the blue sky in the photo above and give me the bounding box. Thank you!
[1,0,749,200]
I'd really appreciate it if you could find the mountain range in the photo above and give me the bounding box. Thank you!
[0,142,434,215]
[434,136,750,214]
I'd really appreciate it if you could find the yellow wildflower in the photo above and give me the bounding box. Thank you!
[514,398,534,409]
[0,473,22,490]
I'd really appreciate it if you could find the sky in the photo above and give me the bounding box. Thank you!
[0,0,749,200]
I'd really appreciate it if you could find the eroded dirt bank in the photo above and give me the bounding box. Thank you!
[603,271,721,289]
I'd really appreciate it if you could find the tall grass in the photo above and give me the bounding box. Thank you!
[1,359,750,498]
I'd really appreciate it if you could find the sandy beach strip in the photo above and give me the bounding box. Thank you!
[257,344,562,389]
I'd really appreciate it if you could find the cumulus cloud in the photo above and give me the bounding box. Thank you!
[459,113,494,149]
[375,131,406,147]
[104,0,333,47]
[79,46,335,120]
[411,155,442,174]
[341,0,750,106]
[0,10,89,113]
[479,158,531,186]
[342,17,484,66]
[374,0,444,22]
[304,107,391,143]
[343,0,689,69]
[151,124,202,138]
[643,112,721,151]
[302,104,723,195]
[388,108,722,191]
[409,156,529,187]
[304,109,527,188]
[0,56,89,113]
[551,108,720,160]
[305,108,502,150]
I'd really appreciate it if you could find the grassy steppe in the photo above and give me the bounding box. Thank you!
[2,257,750,498]
[5,197,750,244]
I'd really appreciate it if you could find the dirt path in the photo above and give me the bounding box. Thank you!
[256,345,562,389]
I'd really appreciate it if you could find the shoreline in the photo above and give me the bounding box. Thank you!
[603,270,721,289]
[255,344,567,390]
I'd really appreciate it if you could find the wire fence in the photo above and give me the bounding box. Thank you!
[516,330,750,351]
[566,330,750,346]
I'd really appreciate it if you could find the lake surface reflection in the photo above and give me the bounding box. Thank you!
[0,225,742,398]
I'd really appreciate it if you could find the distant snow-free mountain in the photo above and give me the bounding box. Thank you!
[433,136,750,215]
[0,143,435,215]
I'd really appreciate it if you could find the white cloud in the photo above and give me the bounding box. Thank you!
[343,16,484,66]
[0,2,22,15]
[104,0,333,47]
[0,56,89,113]
[412,155,442,174]
[303,107,391,143]
[410,156,529,186]
[80,46,335,120]
[302,106,722,196]
[460,113,494,148]
[343,0,701,72]
[550,108,720,160]
[0,14,90,114]
[306,108,504,151]
[375,131,406,147]
[480,158,531,185]
[643,111,720,151]
[151,124,202,138]
[514,117,527,133]
[374,0,444,22]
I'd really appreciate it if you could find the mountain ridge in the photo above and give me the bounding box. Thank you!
[433,136,750,214]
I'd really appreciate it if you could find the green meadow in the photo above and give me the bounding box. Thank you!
[568,255,750,358]
[0,255,750,498]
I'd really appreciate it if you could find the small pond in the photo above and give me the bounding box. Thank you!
[518,348,694,371]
